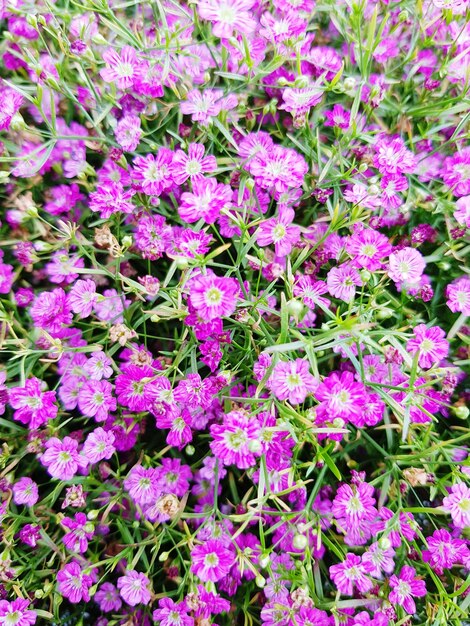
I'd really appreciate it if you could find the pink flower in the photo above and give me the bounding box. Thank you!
[455,195,470,227]
[84,351,113,380]
[83,427,116,464]
[329,553,373,595]
[327,264,363,302]
[68,279,97,318]
[257,207,300,256]
[389,566,426,614]
[179,177,232,224]
[134,214,172,260]
[446,277,470,315]
[62,512,94,553]
[9,377,58,428]
[30,288,72,334]
[89,181,135,218]
[406,324,449,369]
[56,561,94,605]
[100,46,141,89]
[345,228,392,271]
[45,250,84,285]
[117,570,151,606]
[0,262,14,294]
[249,145,308,193]
[115,364,157,412]
[0,87,24,131]
[13,477,39,506]
[442,482,470,528]
[153,598,193,626]
[198,0,256,38]
[133,149,174,196]
[95,582,122,613]
[191,539,235,582]
[270,358,318,405]
[189,273,239,320]
[171,143,217,184]
[210,410,261,468]
[373,135,416,175]
[0,598,36,626]
[388,247,425,284]
[41,436,87,480]
[77,379,116,422]
[280,82,324,116]
[124,464,161,507]
[361,540,395,578]
[422,529,469,574]
[180,89,224,126]
[315,371,366,422]
[443,148,470,196]
[115,115,142,152]
[293,275,330,310]
[324,104,351,129]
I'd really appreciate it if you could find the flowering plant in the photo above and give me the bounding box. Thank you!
[0,0,469,625]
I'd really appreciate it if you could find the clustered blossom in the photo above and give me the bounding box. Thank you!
[0,1,468,625]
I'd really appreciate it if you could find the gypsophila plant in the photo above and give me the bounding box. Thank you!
[0,0,469,624]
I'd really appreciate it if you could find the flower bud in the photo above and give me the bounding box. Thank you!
[159,551,169,562]
[259,554,270,569]
[292,534,308,550]
[255,575,266,588]
[453,405,469,420]
[87,510,99,520]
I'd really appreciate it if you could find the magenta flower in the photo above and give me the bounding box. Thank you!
[77,379,116,422]
[422,529,469,574]
[388,247,425,285]
[115,364,157,412]
[270,358,318,405]
[95,582,122,613]
[153,597,193,626]
[455,195,470,228]
[361,540,395,578]
[446,277,470,315]
[57,561,93,603]
[83,427,115,464]
[12,477,39,506]
[89,181,135,218]
[9,377,58,429]
[180,89,224,126]
[191,538,235,582]
[68,279,97,318]
[41,436,87,480]
[389,566,426,614]
[172,143,217,184]
[197,0,256,38]
[249,145,308,193]
[134,214,172,260]
[117,570,151,606]
[133,149,174,196]
[332,481,377,528]
[124,464,160,507]
[189,273,239,320]
[30,288,72,334]
[62,512,94,553]
[0,262,14,294]
[443,147,470,196]
[327,264,363,302]
[345,228,392,271]
[179,177,232,224]
[115,115,141,152]
[315,371,366,422]
[373,135,416,176]
[256,207,300,256]
[442,482,470,528]
[210,410,261,468]
[406,324,449,369]
[324,104,351,129]
[329,553,373,595]
[0,598,36,626]
[100,45,141,89]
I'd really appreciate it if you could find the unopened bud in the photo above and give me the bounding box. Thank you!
[292,534,308,550]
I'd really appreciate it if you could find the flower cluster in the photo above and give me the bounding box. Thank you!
[0,0,469,625]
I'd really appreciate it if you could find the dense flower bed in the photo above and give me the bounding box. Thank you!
[0,0,469,625]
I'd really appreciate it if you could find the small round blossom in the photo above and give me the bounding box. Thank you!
[191,539,235,582]
[329,553,373,595]
[256,207,301,256]
[83,427,116,463]
[117,570,151,606]
[327,264,363,302]
[171,143,217,184]
[9,377,58,429]
[41,436,87,480]
[270,358,318,405]
[189,273,239,320]
[0,598,36,626]
[210,410,261,468]
[77,380,116,422]
[345,228,392,271]
[57,561,94,603]
[68,279,97,318]
[422,529,469,573]
[406,324,449,369]
[95,582,123,613]
[62,512,94,553]
[100,45,141,89]
[152,597,193,626]
[442,482,470,528]
[133,149,174,196]
[446,277,470,315]
[388,247,425,284]
[178,177,232,224]
[13,477,39,506]
[389,566,426,614]
[197,0,256,38]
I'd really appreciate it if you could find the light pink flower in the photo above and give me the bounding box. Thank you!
[13,477,39,506]
[41,436,87,480]
[83,427,116,464]
[257,207,300,256]
[189,273,239,320]
[68,279,97,318]
[389,566,426,614]
[100,46,141,89]
[179,177,232,224]
[388,247,425,284]
[171,143,217,184]
[197,0,256,38]
[446,277,470,315]
[117,570,151,606]
[270,358,318,405]
[442,482,470,528]
[327,264,363,302]
[406,324,449,369]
